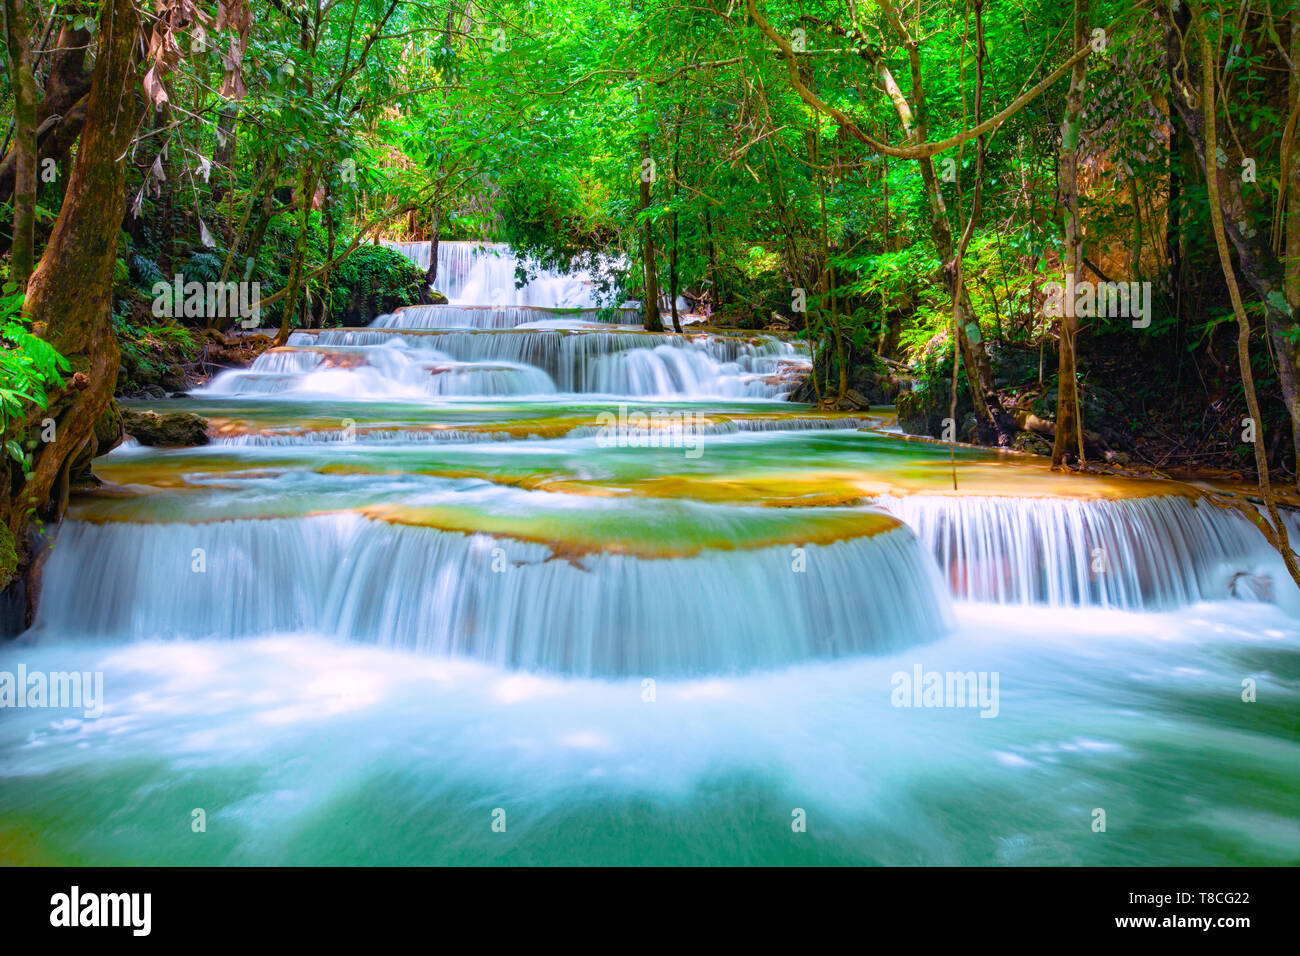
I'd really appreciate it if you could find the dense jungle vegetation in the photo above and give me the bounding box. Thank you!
[3,0,1300,589]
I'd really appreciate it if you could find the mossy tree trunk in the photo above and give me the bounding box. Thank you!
[2,0,40,285]
[1,0,141,601]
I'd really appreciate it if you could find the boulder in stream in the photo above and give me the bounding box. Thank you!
[1012,430,1053,457]
[121,409,211,447]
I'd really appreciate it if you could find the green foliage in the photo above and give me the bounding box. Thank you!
[130,254,165,291]
[0,522,17,589]
[0,284,70,463]
[16,0,1283,462]
[182,252,225,285]
[328,245,427,325]
[111,302,198,396]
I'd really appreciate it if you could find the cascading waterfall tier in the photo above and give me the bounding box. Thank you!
[34,515,952,677]
[214,414,868,446]
[381,240,624,309]
[347,328,806,395]
[381,239,442,273]
[197,237,807,399]
[201,342,556,398]
[373,304,641,330]
[199,328,810,399]
[874,492,1293,609]
[382,239,690,313]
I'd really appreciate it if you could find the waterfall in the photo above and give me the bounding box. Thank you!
[373,305,642,330]
[381,240,624,309]
[379,240,438,272]
[380,240,513,303]
[200,329,810,399]
[194,236,812,399]
[34,516,952,677]
[383,239,693,314]
[201,343,558,399]
[734,417,868,431]
[873,493,1294,609]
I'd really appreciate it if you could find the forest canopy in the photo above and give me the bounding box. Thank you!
[2,0,1300,584]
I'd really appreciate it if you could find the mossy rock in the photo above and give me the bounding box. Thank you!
[0,524,17,592]
[331,246,428,324]
[160,363,188,391]
[1013,430,1053,456]
[122,409,210,447]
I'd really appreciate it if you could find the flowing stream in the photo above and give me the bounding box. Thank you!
[2,242,1298,865]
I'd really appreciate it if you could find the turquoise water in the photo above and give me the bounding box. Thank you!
[3,603,1297,865]
[2,246,1297,865]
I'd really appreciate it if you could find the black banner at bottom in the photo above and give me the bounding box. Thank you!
[0,866,1291,942]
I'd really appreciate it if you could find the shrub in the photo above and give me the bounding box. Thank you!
[327,245,426,325]
[0,283,69,465]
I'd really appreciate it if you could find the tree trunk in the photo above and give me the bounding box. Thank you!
[1052,0,1089,468]
[704,209,724,313]
[1189,0,1300,590]
[320,179,335,328]
[639,129,664,333]
[2,0,140,600]
[426,210,441,289]
[1287,1,1300,486]
[863,6,1010,439]
[211,105,239,206]
[669,211,682,333]
[213,158,279,330]
[0,12,94,211]
[3,0,40,286]
[274,162,321,346]
[1165,41,1182,324]
[812,106,846,402]
[1165,2,1300,475]
[668,134,683,333]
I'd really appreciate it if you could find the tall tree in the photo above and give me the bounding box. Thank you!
[1189,0,1300,589]
[638,92,664,333]
[2,0,39,285]
[1164,0,1300,478]
[1052,0,1090,467]
[3,0,144,596]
